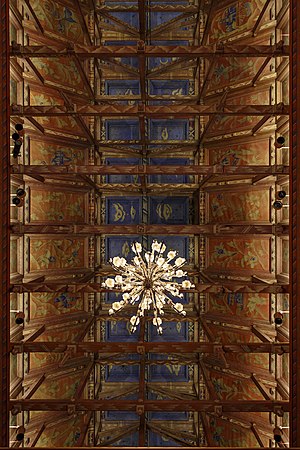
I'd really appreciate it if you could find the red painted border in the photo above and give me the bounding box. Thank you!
[290,0,300,446]
[0,0,10,446]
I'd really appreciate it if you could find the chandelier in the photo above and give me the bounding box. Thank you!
[103,241,194,334]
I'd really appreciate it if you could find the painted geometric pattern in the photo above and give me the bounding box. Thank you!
[207,237,270,272]
[29,238,86,271]
[29,0,84,41]
[29,140,86,165]
[208,189,270,223]
[29,189,86,223]
[209,0,266,42]
[30,292,84,318]
[207,138,270,165]
[207,292,270,319]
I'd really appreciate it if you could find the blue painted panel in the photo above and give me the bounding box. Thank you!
[105,80,140,96]
[148,430,180,446]
[105,120,140,141]
[149,79,189,95]
[149,353,189,382]
[150,13,181,28]
[149,158,189,184]
[109,12,139,28]
[105,40,138,68]
[106,354,140,382]
[106,321,140,342]
[149,197,189,224]
[106,197,141,224]
[114,432,139,445]
[148,40,189,69]
[149,119,188,140]
[106,394,139,421]
[106,236,141,261]
[148,392,188,421]
[149,321,188,343]
[106,157,140,184]
[148,236,188,258]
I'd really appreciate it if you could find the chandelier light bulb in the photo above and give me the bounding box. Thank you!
[103,240,195,334]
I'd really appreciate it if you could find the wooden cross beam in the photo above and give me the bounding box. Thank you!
[10,223,288,235]
[10,342,289,354]
[9,398,289,413]
[10,43,289,58]
[11,281,289,294]
[11,163,289,175]
[10,104,289,117]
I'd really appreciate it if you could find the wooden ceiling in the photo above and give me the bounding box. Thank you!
[8,0,290,447]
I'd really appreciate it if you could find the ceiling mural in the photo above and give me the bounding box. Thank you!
[8,0,290,447]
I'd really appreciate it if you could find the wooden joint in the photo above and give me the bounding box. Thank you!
[11,344,23,355]
[67,403,76,415]
[137,345,145,354]
[136,404,144,415]
[11,404,22,415]
[214,405,223,417]
[273,406,284,417]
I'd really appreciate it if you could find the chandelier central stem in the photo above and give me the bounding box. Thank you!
[104,240,194,334]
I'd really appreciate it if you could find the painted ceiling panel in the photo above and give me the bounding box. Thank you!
[8,0,289,446]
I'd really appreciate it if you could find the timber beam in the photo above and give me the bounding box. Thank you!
[11,164,289,176]
[10,43,289,58]
[11,281,289,294]
[9,399,289,413]
[10,342,289,354]
[10,104,289,117]
[10,223,288,235]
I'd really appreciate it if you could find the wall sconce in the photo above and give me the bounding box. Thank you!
[273,427,283,442]
[16,188,26,198]
[277,190,288,199]
[274,311,289,326]
[273,201,289,210]
[11,188,26,207]
[10,311,25,325]
[11,126,23,159]
[9,426,25,442]
[274,136,286,148]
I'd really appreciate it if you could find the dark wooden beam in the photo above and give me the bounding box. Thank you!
[10,342,289,354]
[9,398,289,413]
[11,281,289,294]
[0,0,10,445]
[11,163,289,176]
[291,0,300,445]
[10,223,288,235]
[10,43,289,59]
[10,103,289,117]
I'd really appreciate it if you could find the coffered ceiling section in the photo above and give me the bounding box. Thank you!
[9,0,289,447]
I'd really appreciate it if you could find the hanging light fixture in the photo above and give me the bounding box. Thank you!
[103,240,194,334]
